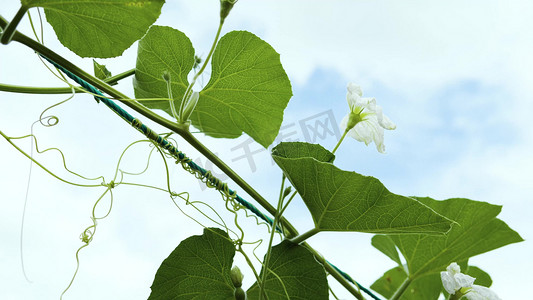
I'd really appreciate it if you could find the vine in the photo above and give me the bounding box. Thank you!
[0,1,522,300]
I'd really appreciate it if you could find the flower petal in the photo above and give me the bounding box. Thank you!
[347,83,363,97]
[375,105,396,130]
[348,117,386,153]
[465,285,502,300]
[454,273,475,289]
[447,262,461,274]
[441,271,458,294]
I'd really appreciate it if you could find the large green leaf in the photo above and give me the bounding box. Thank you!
[371,235,402,266]
[271,142,452,234]
[371,267,441,300]
[387,197,523,278]
[149,228,235,300]
[133,25,195,117]
[22,0,164,58]
[191,31,293,147]
[247,241,328,300]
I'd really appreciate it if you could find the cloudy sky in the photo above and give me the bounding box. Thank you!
[1,1,531,299]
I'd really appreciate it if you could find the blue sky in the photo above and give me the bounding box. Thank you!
[1,1,532,299]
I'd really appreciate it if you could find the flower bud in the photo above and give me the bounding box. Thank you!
[234,287,246,300]
[220,0,237,20]
[162,70,171,82]
[283,186,292,199]
[230,266,244,288]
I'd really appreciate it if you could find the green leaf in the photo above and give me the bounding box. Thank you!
[133,25,195,117]
[93,60,112,81]
[149,228,235,300]
[22,0,164,58]
[191,31,293,147]
[371,267,441,300]
[247,241,328,300]
[271,142,453,234]
[466,266,492,287]
[371,235,402,266]
[388,197,523,278]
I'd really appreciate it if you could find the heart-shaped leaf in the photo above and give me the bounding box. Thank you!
[149,228,235,300]
[191,31,293,147]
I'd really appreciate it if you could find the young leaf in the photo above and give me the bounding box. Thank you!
[388,197,523,279]
[271,142,453,234]
[133,25,195,115]
[93,60,112,81]
[371,267,441,300]
[371,235,402,266]
[148,228,236,300]
[191,31,293,148]
[22,0,164,58]
[247,241,328,300]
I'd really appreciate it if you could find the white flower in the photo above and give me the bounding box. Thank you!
[441,262,476,294]
[464,285,502,300]
[441,263,501,300]
[340,83,396,153]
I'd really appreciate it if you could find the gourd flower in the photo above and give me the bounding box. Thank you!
[441,262,501,300]
[333,83,396,154]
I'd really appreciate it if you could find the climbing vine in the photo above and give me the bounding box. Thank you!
[0,1,522,300]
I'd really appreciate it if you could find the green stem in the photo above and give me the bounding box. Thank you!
[260,175,286,300]
[0,69,135,94]
[278,190,297,217]
[448,293,463,300]
[331,129,349,155]
[0,83,83,94]
[104,68,135,85]
[178,19,224,122]
[289,228,319,245]
[303,243,364,300]
[238,246,268,300]
[0,6,28,44]
[390,276,412,300]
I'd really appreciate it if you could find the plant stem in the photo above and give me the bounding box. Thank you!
[0,6,28,44]
[104,68,135,85]
[0,69,135,94]
[0,83,83,94]
[178,19,224,122]
[303,243,364,300]
[238,246,268,300]
[260,175,286,300]
[332,129,348,155]
[289,228,320,245]
[390,276,412,300]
